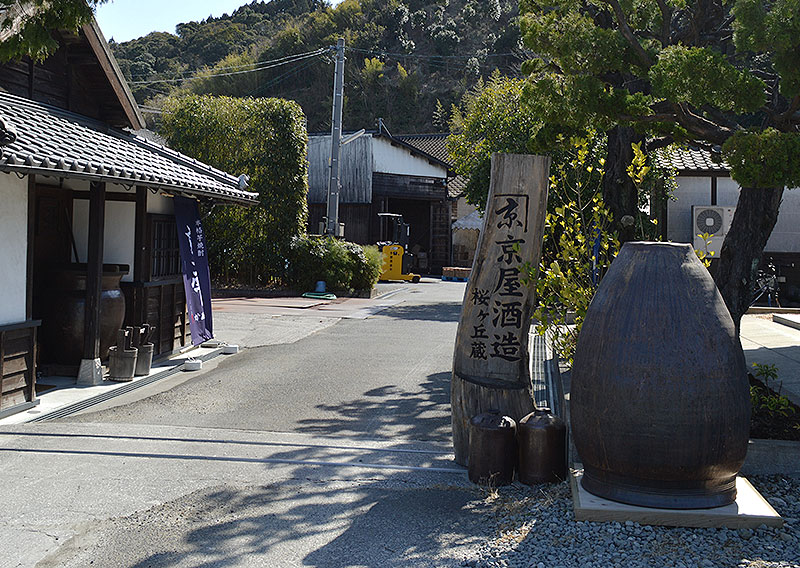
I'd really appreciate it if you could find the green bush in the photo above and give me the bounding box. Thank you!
[161,94,308,285]
[287,236,383,293]
[355,245,384,290]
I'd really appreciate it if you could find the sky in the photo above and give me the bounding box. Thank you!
[95,0,345,43]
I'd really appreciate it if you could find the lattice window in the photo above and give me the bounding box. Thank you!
[150,217,181,279]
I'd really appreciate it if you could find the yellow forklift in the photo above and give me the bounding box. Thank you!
[377,213,421,283]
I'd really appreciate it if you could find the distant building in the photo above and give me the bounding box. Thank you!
[395,134,479,268]
[307,128,453,274]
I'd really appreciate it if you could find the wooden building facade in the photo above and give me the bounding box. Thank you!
[307,131,453,274]
[0,15,257,417]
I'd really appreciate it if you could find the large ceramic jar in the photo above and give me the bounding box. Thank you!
[40,263,127,366]
[571,242,750,509]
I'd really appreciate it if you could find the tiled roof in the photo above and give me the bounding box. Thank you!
[396,133,469,198]
[653,147,729,173]
[453,209,483,231]
[396,133,451,163]
[0,92,258,205]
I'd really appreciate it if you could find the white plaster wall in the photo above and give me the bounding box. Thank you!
[667,176,713,243]
[0,173,29,325]
[147,191,174,215]
[73,199,136,282]
[456,197,477,220]
[372,138,449,178]
[766,187,800,253]
[668,176,800,253]
[716,178,740,207]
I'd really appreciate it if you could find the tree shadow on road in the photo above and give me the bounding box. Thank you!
[378,301,464,323]
[107,479,492,568]
[297,372,453,443]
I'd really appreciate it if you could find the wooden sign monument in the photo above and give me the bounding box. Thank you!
[452,153,550,465]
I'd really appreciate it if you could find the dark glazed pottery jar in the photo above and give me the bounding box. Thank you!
[571,242,750,509]
[468,412,517,486]
[518,408,567,485]
[40,263,128,366]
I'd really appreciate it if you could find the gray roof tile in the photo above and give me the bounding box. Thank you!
[396,133,468,198]
[0,92,258,205]
[653,147,729,173]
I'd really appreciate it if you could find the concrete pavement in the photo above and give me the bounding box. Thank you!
[0,422,486,568]
[741,314,800,406]
[1,279,490,568]
[2,283,800,566]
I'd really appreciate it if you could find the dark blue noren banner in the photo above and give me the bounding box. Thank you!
[174,196,213,345]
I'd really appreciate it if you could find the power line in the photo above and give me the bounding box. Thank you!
[130,48,331,85]
[250,57,326,97]
[347,47,527,61]
[128,54,301,80]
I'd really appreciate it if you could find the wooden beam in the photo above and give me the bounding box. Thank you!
[83,181,105,360]
[133,186,148,327]
[0,331,5,400]
[26,175,36,320]
[28,326,37,402]
[711,177,718,206]
[72,190,136,202]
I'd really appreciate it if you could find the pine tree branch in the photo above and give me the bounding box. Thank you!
[673,103,733,145]
[778,95,800,126]
[654,0,673,47]
[646,136,675,150]
[617,113,678,123]
[603,0,654,69]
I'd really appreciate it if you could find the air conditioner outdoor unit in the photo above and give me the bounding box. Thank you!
[692,205,735,258]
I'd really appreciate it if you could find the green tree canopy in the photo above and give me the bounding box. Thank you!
[0,0,107,62]
[110,0,524,133]
[161,94,309,284]
[447,72,543,208]
[519,0,800,329]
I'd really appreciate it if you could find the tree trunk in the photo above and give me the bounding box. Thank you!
[715,186,784,334]
[602,126,642,243]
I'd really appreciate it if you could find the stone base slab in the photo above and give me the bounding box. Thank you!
[570,468,783,529]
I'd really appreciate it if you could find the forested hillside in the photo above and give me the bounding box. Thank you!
[109,0,524,133]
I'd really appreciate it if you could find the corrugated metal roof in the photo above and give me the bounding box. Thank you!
[653,147,729,173]
[0,92,258,205]
[396,133,469,198]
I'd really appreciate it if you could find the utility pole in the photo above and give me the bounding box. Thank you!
[325,37,345,237]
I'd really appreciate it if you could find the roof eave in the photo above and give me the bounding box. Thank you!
[0,165,259,206]
[675,169,731,177]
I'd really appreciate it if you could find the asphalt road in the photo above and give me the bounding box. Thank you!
[0,280,504,568]
[60,280,464,441]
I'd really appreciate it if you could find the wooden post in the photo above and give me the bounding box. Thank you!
[26,174,35,320]
[451,154,550,465]
[134,186,147,283]
[78,182,105,384]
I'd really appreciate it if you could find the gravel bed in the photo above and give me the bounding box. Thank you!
[461,475,800,568]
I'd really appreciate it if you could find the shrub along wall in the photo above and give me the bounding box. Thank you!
[161,94,308,285]
[287,236,383,293]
